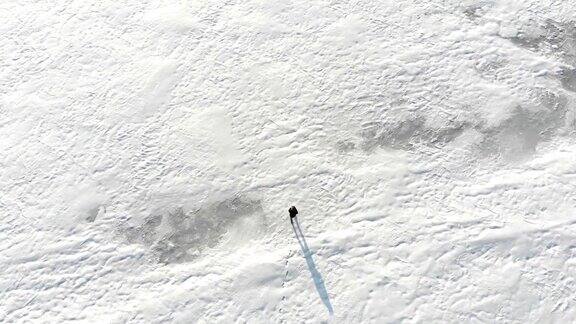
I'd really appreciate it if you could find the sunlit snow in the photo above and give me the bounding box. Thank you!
[2,0,576,323]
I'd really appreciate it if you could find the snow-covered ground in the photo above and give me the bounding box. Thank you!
[2,0,576,322]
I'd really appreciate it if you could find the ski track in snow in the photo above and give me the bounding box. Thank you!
[2,0,576,322]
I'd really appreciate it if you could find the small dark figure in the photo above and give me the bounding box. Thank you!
[289,206,298,220]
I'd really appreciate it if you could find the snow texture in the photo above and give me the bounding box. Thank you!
[2,0,576,323]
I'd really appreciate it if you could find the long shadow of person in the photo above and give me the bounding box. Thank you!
[291,217,334,315]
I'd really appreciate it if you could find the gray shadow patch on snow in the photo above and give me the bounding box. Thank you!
[558,67,576,93]
[474,55,507,80]
[336,140,356,153]
[508,33,541,51]
[478,108,544,160]
[86,206,100,223]
[122,197,263,264]
[359,116,467,152]
[477,92,567,160]
[506,20,576,65]
[356,88,568,162]
[462,1,494,20]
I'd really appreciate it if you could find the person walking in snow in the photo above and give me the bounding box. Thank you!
[289,206,298,223]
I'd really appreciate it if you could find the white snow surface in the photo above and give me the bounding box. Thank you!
[2,0,576,323]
